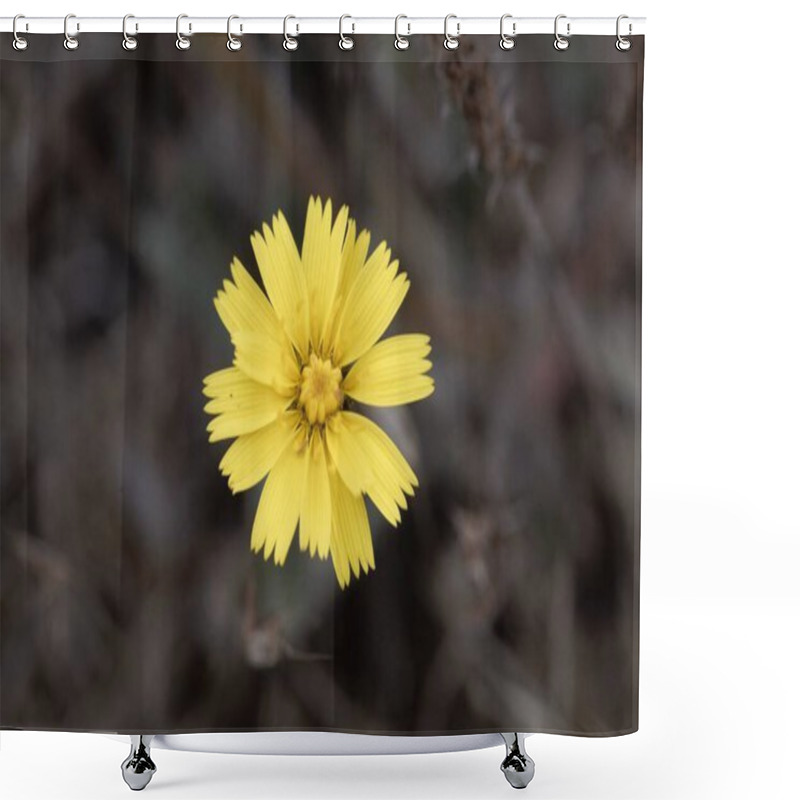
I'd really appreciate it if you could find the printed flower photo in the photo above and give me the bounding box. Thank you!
[203,198,434,588]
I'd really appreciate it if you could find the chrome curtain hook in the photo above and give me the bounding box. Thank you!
[227,15,242,51]
[394,14,410,50]
[499,14,516,50]
[122,14,138,51]
[554,14,570,51]
[616,14,632,51]
[283,15,298,51]
[63,13,79,51]
[176,13,191,50]
[444,14,460,51]
[339,14,354,50]
[12,14,28,51]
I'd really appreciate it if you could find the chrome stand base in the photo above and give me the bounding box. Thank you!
[500,733,535,789]
[116,731,531,790]
[121,735,157,791]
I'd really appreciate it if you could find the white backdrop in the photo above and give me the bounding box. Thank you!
[2,1,798,798]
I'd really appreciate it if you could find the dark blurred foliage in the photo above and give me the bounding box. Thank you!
[1,34,642,735]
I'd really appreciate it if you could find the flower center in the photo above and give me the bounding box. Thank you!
[299,354,343,425]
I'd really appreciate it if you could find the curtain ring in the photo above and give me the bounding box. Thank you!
[443,14,459,51]
[339,14,355,50]
[499,14,516,50]
[122,14,138,51]
[554,14,570,51]
[394,14,410,50]
[63,13,79,51]
[12,14,28,51]
[227,15,242,51]
[616,14,632,51]
[176,13,191,50]
[283,15,298,51]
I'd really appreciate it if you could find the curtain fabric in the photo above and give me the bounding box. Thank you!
[0,32,643,736]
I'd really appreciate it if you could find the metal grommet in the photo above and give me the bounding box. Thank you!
[554,14,570,51]
[63,13,79,51]
[283,15,298,51]
[616,14,632,51]
[443,14,459,51]
[339,14,354,50]
[394,14,410,50]
[227,15,242,51]
[176,13,191,50]
[499,14,516,50]
[12,14,28,51]
[122,14,138,51]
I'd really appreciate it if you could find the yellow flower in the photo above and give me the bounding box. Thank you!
[203,197,434,588]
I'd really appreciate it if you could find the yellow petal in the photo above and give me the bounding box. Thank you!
[330,469,374,589]
[302,197,349,350]
[321,220,371,353]
[203,375,287,414]
[213,283,239,337]
[330,534,351,588]
[343,334,434,407]
[325,411,417,527]
[338,221,371,306]
[213,272,278,344]
[232,330,299,395]
[202,366,248,398]
[324,413,374,498]
[299,429,332,559]
[251,432,306,564]
[251,213,310,354]
[203,369,291,442]
[219,412,298,493]
[225,257,285,339]
[333,243,410,366]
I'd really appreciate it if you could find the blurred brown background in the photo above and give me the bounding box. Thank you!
[1,34,642,735]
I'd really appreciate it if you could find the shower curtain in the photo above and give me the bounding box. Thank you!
[0,31,643,737]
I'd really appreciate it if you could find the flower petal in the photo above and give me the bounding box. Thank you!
[302,197,349,350]
[202,366,247,398]
[343,334,434,407]
[203,368,292,442]
[338,221,371,304]
[321,220,371,354]
[219,412,299,493]
[214,283,275,345]
[218,257,285,339]
[333,243,410,366]
[325,410,417,527]
[330,469,374,589]
[203,372,286,412]
[251,213,310,354]
[299,429,332,559]
[324,413,373,499]
[232,330,300,395]
[251,431,306,565]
